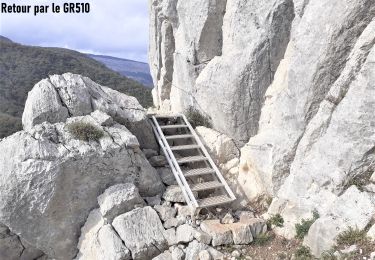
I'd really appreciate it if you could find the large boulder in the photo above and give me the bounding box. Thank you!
[22,73,157,149]
[0,112,164,259]
[112,206,168,260]
[302,187,375,256]
[75,209,131,260]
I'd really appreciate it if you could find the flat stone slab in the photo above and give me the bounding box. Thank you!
[112,206,168,260]
[97,183,145,223]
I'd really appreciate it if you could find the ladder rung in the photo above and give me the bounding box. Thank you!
[165,134,194,140]
[198,195,234,208]
[177,156,208,164]
[154,115,181,119]
[160,124,188,129]
[171,144,200,151]
[184,168,215,177]
[191,181,223,192]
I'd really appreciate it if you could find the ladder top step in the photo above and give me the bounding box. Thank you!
[177,156,208,164]
[198,195,235,208]
[184,167,215,177]
[191,181,223,192]
[166,134,194,140]
[154,115,181,119]
[171,144,200,151]
[160,124,188,129]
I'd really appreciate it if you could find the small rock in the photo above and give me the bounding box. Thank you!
[199,250,212,260]
[171,246,185,260]
[158,167,177,185]
[230,223,253,244]
[143,149,158,159]
[176,224,195,243]
[97,224,131,260]
[235,210,255,220]
[231,250,241,257]
[90,110,113,126]
[340,244,358,254]
[152,251,173,260]
[163,185,197,203]
[193,230,212,245]
[185,240,223,260]
[367,224,375,241]
[97,183,145,223]
[370,171,375,183]
[239,217,267,238]
[164,228,177,246]
[200,220,233,246]
[149,155,167,167]
[222,213,235,224]
[176,205,193,218]
[154,205,177,222]
[370,251,375,260]
[145,195,162,206]
[164,216,186,229]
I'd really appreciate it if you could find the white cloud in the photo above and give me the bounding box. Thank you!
[0,0,149,62]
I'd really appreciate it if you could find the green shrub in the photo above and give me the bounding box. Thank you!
[321,249,338,260]
[253,233,272,246]
[336,227,368,246]
[295,210,319,239]
[295,245,313,259]
[67,122,104,142]
[267,213,284,228]
[186,107,212,128]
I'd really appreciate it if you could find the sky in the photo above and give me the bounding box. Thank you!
[0,0,149,62]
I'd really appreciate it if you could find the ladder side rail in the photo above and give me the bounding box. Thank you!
[181,115,236,200]
[149,120,193,206]
[151,116,199,207]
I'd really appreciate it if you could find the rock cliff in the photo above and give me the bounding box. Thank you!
[149,0,375,256]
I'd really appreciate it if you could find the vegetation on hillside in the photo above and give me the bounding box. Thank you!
[0,37,152,138]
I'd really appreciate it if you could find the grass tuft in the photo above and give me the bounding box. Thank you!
[336,227,368,246]
[295,245,313,259]
[267,213,284,228]
[295,210,319,239]
[186,107,212,128]
[67,122,104,142]
[253,233,272,246]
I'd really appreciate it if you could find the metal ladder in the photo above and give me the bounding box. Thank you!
[149,114,236,209]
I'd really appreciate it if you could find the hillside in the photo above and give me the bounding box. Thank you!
[0,37,152,138]
[87,54,153,88]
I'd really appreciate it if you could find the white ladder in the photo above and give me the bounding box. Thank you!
[149,114,236,209]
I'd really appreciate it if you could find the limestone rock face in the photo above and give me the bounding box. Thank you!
[22,73,157,149]
[149,0,295,144]
[265,22,375,243]
[195,126,239,165]
[0,112,164,259]
[239,0,375,200]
